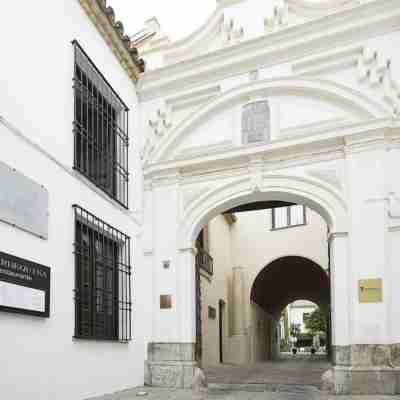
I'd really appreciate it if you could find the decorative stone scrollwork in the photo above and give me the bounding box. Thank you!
[221,18,244,46]
[357,47,400,115]
[141,107,173,163]
[149,108,173,137]
[265,1,289,32]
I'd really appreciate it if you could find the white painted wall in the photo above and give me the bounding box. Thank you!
[231,208,328,295]
[200,209,328,365]
[0,2,148,400]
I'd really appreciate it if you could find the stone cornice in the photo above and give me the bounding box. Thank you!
[79,0,145,81]
[143,118,399,181]
[138,0,400,101]
[287,0,360,17]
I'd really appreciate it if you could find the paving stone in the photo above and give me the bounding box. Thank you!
[205,355,330,388]
[87,387,400,400]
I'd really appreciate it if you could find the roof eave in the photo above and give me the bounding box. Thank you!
[79,0,145,82]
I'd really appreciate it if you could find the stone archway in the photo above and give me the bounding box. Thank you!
[250,256,331,361]
[146,173,350,390]
[250,256,330,318]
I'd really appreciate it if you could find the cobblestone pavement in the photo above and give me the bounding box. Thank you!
[89,387,400,400]
[205,355,330,388]
[89,356,400,400]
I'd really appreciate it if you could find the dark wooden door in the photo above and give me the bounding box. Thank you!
[195,262,202,364]
[219,299,225,363]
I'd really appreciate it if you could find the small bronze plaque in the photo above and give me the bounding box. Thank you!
[359,279,383,303]
[160,295,172,309]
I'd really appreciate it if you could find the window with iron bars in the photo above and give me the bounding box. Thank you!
[73,205,132,341]
[73,41,129,208]
[195,228,213,276]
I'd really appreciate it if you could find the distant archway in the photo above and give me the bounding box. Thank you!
[250,256,330,318]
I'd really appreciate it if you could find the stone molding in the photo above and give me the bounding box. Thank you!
[328,231,349,244]
[165,86,222,112]
[144,119,398,184]
[178,247,198,256]
[145,78,388,164]
[292,45,363,77]
[287,0,361,18]
[175,141,234,161]
[178,172,349,247]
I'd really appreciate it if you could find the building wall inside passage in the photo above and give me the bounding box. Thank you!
[200,208,328,366]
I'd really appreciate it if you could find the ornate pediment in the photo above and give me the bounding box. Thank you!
[136,0,367,70]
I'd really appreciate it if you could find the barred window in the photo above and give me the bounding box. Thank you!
[73,205,132,341]
[271,205,306,230]
[73,41,129,208]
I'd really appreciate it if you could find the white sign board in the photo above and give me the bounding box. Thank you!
[0,281,45,313]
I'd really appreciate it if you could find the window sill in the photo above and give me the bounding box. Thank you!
[72,169,129,212]
[271,223,307,232]
[73,336,130,344]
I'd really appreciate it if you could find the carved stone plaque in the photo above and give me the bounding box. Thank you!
[242,101,270,144]
[0,161,48,239]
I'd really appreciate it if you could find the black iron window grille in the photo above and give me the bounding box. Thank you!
[73,41,129,208]
[271,205,307,230]
[196,248,214,276]
[195,229,213,276]
[73,205,132,341]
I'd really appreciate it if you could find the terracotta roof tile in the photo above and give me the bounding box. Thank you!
[96,0,145,73]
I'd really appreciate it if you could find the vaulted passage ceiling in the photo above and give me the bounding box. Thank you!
[250,256,330,316]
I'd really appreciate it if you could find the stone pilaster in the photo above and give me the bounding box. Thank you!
[232,266,245,336]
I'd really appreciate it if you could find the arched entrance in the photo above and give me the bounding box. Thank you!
[250,256,331,361]
[190,201,336,389]
[250,256,330,318]
[145,175,350,391]
[179,175,348,346]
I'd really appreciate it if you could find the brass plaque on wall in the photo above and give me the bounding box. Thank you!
[358,279,383,303]
[160,295,172,309]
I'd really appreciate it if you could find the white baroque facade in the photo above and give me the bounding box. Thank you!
[138,0,400,395]
[1,0,400,398]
